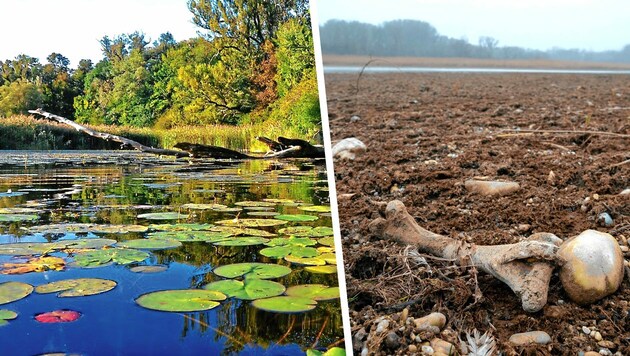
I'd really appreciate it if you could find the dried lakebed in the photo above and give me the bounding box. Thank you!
[0,151,344,355]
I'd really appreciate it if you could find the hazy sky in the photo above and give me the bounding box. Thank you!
[0,0,199,67]
[316,0,630,52]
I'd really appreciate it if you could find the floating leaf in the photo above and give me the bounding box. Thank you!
[252,296,317,313]
[181,203,228,210]
[286,285,340,301]
[211,226,276,237]
[275,214,318,222]
[320,253,338,265]
[149,223,213,231]
[143,183,180,189]
[35,310,81,323]
[0,309,17,326]
[213,237,269,246]
[0,242,54,256]
[317,247,335,254]
[137,212,189,220]
[246,211,280,217]
[118,239,182,250]
[0,282,33,305]
[312,227,334,237]
[52,238,117,250]
[307,347,346,356]
[213,263,292,280]
[260,246,319,259]
[29,223,148,234]
[264,237,317,247]
[284,256,327,266]
[130,265,168,273]
[234,201,276,207]
[318,236,335,247]
[203,279,285,300]
[262,198,296,204]
[215,218,287,227]
[148,230,232,242]
[305,266,338,274]
[298,205,331,213]
[136,289,226,312]
[74,248,150,267]
[1,256,65,274]
[0,214,39,222]
[0,208,40,214]
[279,226,334,237]
[35,278,116,297]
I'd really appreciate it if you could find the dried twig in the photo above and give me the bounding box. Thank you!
[498,128,630,138]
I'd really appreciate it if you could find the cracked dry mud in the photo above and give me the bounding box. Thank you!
[326,71,629,355]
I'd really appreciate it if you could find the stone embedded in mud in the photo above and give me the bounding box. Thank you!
[429,338,455,354]
[385,332,401,349]
[620,188,630,195]
[508,331,551,345]
[332,138,366,160]
[413,312,446,331]
[558,230,624,305]
[597,212,613,227]
[464,179,520,196]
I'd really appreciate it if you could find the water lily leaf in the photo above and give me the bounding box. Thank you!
[262,198,296,204]
[137,212,189,220]
[278,226,334,237]
[260,246,319,259]
[312,227,334,237]
[307,347,346,356]
[143,183,180,189]
[318,236,335,247]
[298,205,331,213]
[148,230,232,242]
[135,289,226,312]
[0,242,54,255]
[1,256,65,274]
[264,237,317,247]
[213,237,269,246]
[317,247,335,254]
[304,266,338,274]
[118,239,182,250]
[29,223,148,234]
[130,265,168,273]
[211,226,276,237]
[35,278,117,297]
[285,285,340,301]
[215,218,287,227]
[234,201,276,207]
[284,256,327,266]
[0,309,18,326]
[0,282,33,305]
[149,223,213,231]
[212,207,243,213]
[213,263,292,280]
[203,279,285,300]
[0,214,39,222]
[74,248,150,267]
[35,310,81,323]
[252,296,317,313]
[319,253,338,265]
[52,238,117,250]
[275,214,318,222]
[181,203,228,210]
[0,207,40,214]
[246,211,280,217]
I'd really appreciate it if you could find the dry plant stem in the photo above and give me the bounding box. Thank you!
[28,108,188,157]
[369,200,561,312]
[498,128,630,138]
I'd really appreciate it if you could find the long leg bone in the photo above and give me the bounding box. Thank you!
[368,200,561,312]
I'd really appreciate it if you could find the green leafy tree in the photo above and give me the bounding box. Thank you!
[274,18,314,97]
[0,79,44,117]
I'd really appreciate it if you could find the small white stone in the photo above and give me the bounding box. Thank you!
[421,345,434,355]
[582,326,591,334]
[375,319,390,333]
[594,331,602,341]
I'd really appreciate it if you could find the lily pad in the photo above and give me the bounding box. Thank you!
[251,296,317,313]
[35,278,117,297]
[149,223,213,231]
[137,212,189,220]
[307,347,346,356]
[215,218,287,227]
[181,203,228,210]
[74,248,150,267]
[0,207,40,214]
[319,253,338,265]
[118,239,182,250]
[312,226,334,237]
[246,211,280,217]
[135,289,226,312]
[284,256,327,266]
[285,284,340,301]
[262,198,296,204]
[35,310,81,323]
[260,246,319,259]
[203,279,285,300]
[275,214,318,222]
[298,205,331,213]
[0,282,34,305]
[213,237,269,246]
[234,201,276,207]
[143,183,180,189]
[148,230,232,243]
[1,256,65,274]
[265,237,317,247]
[130,265,168,273]
[211,226,276,237]
[0,309,18,326]
[305,265,338,274]
[279,226,334,237]
[0,214,39,222]
[318,236,335,247]
[52,238,118,250]
[0,242,55,256]
[213,263,292,280]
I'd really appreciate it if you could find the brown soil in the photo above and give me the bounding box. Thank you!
[325,71,629,355]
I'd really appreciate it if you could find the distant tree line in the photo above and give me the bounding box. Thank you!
[0,0,318,135]
[320,19,630,63]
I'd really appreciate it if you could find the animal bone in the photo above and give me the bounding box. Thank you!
[368,200,561,312]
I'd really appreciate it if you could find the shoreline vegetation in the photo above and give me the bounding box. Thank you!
[0,1,319,152]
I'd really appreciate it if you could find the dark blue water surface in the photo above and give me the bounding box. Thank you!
[0,152,343,356]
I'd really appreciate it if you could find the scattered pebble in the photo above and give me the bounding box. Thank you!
[548,170,556,185]
[508,331,551,345]
[430,338,455,354]
[464,179,520,196]
[332,138,366,160]
[582,326,591,335]
[375,319,389,333]
[414,312,446,330]
[620,188,630,196]
[584,352,600,356]
[350,115,361,122]
[518,224,531,232]
[353,327,367,349]
[598,340,616,349]
[400,308,408,322]
[408,344,417,353]
[597,212,613,227]
[594,331,603,341]
[385,332,400,349]
[421,345,434,355]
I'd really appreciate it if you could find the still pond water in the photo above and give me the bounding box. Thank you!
[0,151,343,355]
